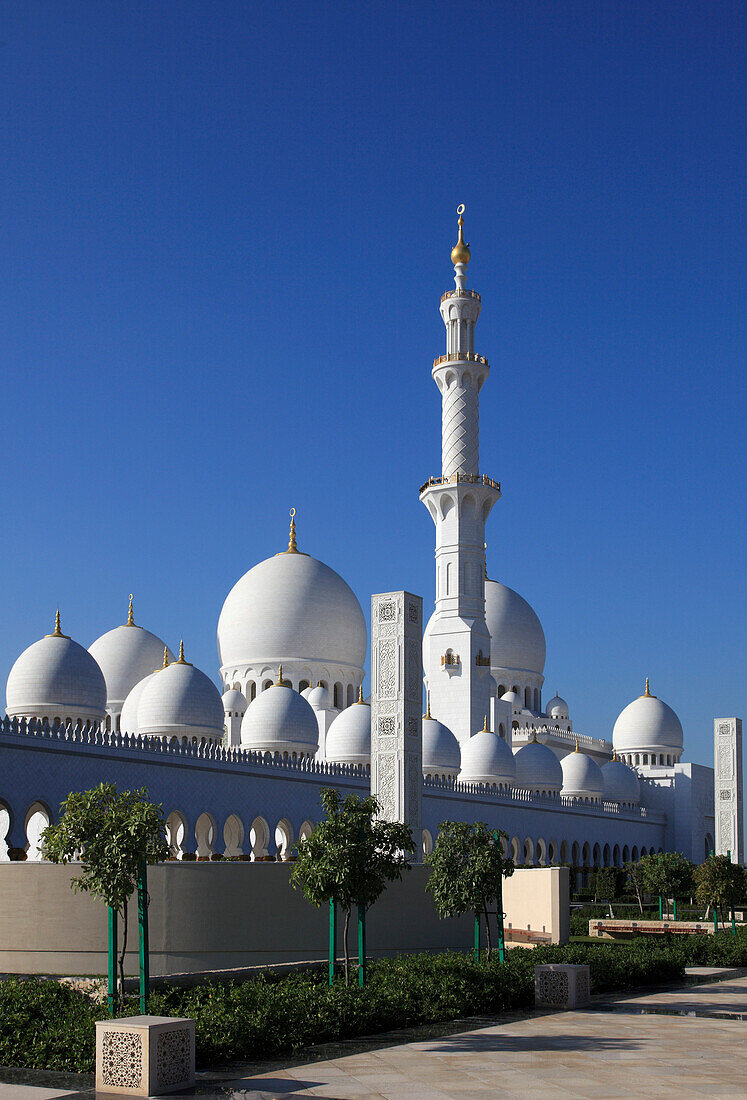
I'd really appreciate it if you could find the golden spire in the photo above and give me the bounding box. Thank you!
[574,736,579,753]
[177,639,187,664]
[162,646,169,669]
[612,749,618,762]
[46,608,69,638]
[484,542,489,580]
[481,714,489,733]
[357,684,364,704]
[286,508,298,553]
[425,691,432,720]
[276,664,289,687]
[641,677,655,698]
[126,594,135,626]
[450,204,471,266]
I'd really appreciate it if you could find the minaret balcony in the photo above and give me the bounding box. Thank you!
[433,351,489,369]
[419,472,501,495]
[440,288,481,304]
[441,652,461,667]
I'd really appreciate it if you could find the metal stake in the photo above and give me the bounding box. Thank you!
[357,901,366,987]
[328,899,336,987]
[108,906,117,1017]
[137,861,149,1014]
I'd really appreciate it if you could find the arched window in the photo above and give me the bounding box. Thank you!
[643,754,648,765]
[497,684,507,697]
[262,680,273,691]
[533,688,539,710]
[299,680,309,693]
[525,686,532,709]
[499,723,505,739]
[249,682,257,701]
[333,682,342,709]
[346,683,354,707]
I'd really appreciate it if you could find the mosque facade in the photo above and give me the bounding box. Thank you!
[1,212,722,870]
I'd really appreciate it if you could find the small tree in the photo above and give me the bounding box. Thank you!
[41,784,168,1005]
[425,821,514,960]
[694,855,743,927]
[638,852,694,918]
[290,788,414,985]
[626,860,646,914]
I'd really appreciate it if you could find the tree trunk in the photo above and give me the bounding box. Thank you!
[118,900,128,1004]
[484,906,492,961]
[634,884,643,914]
[343,908,351,986]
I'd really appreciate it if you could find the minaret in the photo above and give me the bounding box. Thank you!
[420,207,500,744]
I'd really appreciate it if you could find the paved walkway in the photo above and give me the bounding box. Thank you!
[3,969,747,1099]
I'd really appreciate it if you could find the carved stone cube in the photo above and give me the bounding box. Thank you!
[535,964,590,1008]
[95,1015,195,1096]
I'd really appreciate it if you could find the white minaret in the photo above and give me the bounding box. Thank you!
[420,207,500,744]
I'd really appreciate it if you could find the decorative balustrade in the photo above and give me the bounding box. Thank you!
[512,725,612,752]
[475,653,491,667]
[419,472,501,495]
[440,288,481,303]
[433,351,489,368]
[440,653,460,667]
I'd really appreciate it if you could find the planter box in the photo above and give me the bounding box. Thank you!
[535,964,590,1008]
[95,1015,195,1096]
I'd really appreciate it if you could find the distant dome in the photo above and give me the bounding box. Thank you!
[240,682,318,757]
[560,747,604,801]
[307,684,332,710]
[325,698,370,766]
[612,681,683,756]
[422,715,461,778]
[501,690,522,713]
[602,757,640,805]
[459,723,516,787]
[485,579,546,675]
[545,694,569,720]
[222,688,247,714]
[7,616,106,723]
[89,609,172,713]
[217,536,366,674]
[120,671,158,734]
[136,653,224,741]
[514,736,562,792]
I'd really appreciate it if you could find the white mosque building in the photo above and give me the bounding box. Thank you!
[0,211,721,869]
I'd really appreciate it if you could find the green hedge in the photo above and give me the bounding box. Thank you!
[1,932,745,1074]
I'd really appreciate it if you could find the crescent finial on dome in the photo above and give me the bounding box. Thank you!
[126,594,135,626]
[287,509,298,553]
[451,204,471,266]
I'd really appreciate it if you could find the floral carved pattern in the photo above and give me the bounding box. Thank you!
[537,970,569,1006]
[378,640,396,697]
[101,1030,143,1088]
[156,1028,192,1088]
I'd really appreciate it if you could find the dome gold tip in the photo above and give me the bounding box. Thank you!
[451,204,471,266]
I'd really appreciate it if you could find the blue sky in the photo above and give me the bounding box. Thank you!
[1,1,744,766]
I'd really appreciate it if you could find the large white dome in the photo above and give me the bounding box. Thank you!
[217,541,366,675]
[602,756,640,805]
[89,606,172,712]
[136,652,224,741]
[560,746,604,801]
[7,616,106,723]
[612,681,683,756]
[422,715,461,778]
[514,736,562,792]
[459,724,516,787]
[240,682,319,757]
[325,697,370,766]
[485,579,546,675]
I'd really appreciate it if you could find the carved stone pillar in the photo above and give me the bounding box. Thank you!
[714,717,743,863]
[370,592,423,858]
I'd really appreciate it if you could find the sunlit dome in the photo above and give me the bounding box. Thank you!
[325,689,370,766]
[136,643,224,741]
[514,734,562,793]
[88,597,172,714]
[422,707,460,778]
[6,612,106,724]
[222,688,247,714]
[240,675,319,757]
[485,579,546,675]
[459,719,515,787]
[545,693,569,720]
[612,680,683,757]
[560,744,604,801]
[602,754,640,805]
[306,684,332,710]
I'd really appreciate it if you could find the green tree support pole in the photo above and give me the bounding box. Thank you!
[673,898,677,921]
[496,872,506,963]
[658,895,663,920]
[473,913,480,963]
[137,860,149,1014]
[108,907,117,1017]
[357,900,366,988]
[328,899,336,987]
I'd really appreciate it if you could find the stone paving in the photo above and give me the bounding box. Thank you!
[2,970,747,1099]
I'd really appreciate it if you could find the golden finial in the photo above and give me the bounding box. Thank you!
[530,728,537,743]
[357,684,364,704]
[481,714,489,733]
[612,749,617,762]
[641,677,655,698]
[126,594,135,626]
[177,639,186,664]
[484,542,489,580]
[162,646,170,669]
[425,691,432,720]
[451,204,471,266]
[276,665,289,687]
[46,608,69,638]
[574,736,579,753]
[287,508,298,553]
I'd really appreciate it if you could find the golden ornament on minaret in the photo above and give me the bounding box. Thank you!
[451,204,471,266]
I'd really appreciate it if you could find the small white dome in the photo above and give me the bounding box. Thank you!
[88,606,172,712]
[300,685,314,699]
[222,688,247,714]
[602,757,641,805]
[459,723,516,786]
[136,655,224,741]
[500,690,522,713]
[545,694,569,720]
[325,699,370,766]
[422,716,461,777]
[120,671,158,734]
[560,747,604,800]
[306,684,332,710]
[217,540,366,674]
[514,736,563,792]
[612,681,683,756]
[7,617,106,723]
[485,579,546,675]
[241,682,318,757]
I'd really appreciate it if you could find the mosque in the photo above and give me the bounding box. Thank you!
[0,210,717,869]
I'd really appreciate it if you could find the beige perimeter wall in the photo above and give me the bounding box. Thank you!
[0,863,568,977]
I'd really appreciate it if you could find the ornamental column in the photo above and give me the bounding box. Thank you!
[420,207,500,744]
